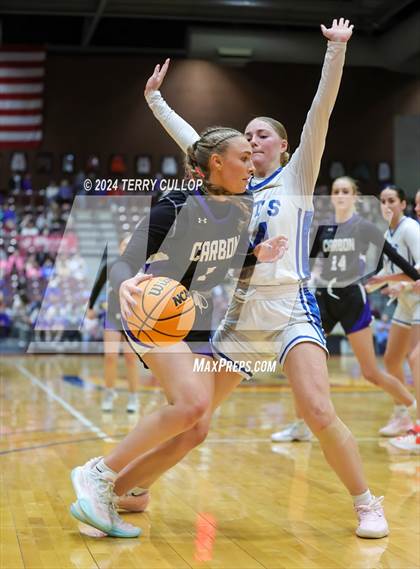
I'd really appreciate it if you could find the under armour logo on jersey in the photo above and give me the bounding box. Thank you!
[198,217,208,223]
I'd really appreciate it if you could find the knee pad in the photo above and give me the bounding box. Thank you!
[316,416,351,447]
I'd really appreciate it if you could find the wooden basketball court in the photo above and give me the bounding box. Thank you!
[1,355,418,569]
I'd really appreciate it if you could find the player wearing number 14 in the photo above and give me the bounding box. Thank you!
[311,176,418,338]
[272,176,418,443]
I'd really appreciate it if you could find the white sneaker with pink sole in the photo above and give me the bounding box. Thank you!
[355,496,389,539]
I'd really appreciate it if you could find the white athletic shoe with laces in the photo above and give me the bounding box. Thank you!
[271,421,312,442]
[379,413,412,437]
[389,424,420,453]
[355,496,389,538]
[71,459,116,533]
[101,389,117,412]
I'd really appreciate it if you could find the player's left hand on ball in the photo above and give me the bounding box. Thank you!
[120,273,154,319]
[321,18,354,42]
[254,235,288,262]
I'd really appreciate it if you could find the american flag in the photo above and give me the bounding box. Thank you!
[0,46,46,148]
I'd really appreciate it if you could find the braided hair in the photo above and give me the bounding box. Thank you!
[185,126,251,222]
[185,126,243,197]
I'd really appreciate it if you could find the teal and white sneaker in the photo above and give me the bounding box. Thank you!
[71,460,115,533]
[70,501,141,538]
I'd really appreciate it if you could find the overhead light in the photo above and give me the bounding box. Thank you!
[217,47,253,58]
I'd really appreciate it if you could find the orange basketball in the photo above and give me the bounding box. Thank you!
[125,276,196,348]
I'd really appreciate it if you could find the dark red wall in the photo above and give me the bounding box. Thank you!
[2,53,419,193]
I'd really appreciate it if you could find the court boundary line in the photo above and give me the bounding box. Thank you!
[16,364,110,440]
[0,435,112,456]
[0,433,385,456]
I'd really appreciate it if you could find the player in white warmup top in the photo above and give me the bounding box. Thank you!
[386,189,420,453]
[367,186,420,438]
[271,177,418,443]
[95,19,390,539]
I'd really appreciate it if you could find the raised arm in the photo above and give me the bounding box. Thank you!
[288,19,353,196]
[145,58,199,153]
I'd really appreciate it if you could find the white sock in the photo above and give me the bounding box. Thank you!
[394,404,408,416]
[353,489,373,507]
[95,458,117,480]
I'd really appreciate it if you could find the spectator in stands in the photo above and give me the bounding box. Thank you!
[48,206,65,234]
[3,217,16,235]
[25,254,41,280]
[11,294,32,348]
[35,209,48,232]
[66,253,86,281]
[5,249,24,276]
[22,173,33,194]
[8,173,22,193]
[40,257,54,280]
[21,216,39,236]
[58,179,73,203]
[74,170,87,194]
[2,202,17,224]
[45,181,60,203]
[0,294,11,338]
[375,314,391,355]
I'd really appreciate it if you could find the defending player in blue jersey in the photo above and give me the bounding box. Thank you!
[92,18,390,539]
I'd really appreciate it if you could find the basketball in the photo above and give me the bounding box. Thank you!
[125,276,196,347]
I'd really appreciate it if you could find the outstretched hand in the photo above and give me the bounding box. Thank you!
[254,235,289,263]
[321,18,354,43]
[144,58,170,97]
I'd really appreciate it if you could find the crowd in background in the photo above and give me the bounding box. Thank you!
[0,170,417,353]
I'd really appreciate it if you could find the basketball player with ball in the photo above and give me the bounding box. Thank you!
[102,18,390,540]
[70,125,288,537]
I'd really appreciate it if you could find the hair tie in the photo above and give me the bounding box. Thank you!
[194,166,205,178]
